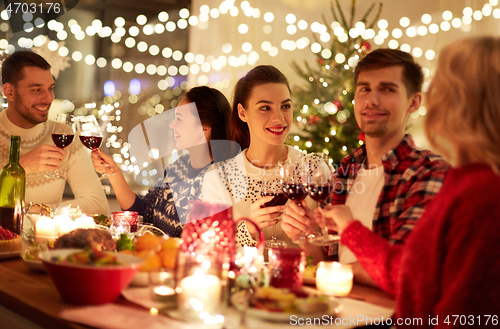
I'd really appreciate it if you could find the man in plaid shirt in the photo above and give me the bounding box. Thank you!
[282,49,450,287]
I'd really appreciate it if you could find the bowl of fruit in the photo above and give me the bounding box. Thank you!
[124,232,180,286]
[40,248,143,305]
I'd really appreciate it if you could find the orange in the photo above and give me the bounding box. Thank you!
[134,232,160,252]
[159,248,177,269]
[161,237,180,250]
[137,250,162,272]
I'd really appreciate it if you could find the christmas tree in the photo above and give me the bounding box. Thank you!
[287,0,382,166]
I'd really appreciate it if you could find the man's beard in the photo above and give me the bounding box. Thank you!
[361,122,388,138]
[14,90,49,126]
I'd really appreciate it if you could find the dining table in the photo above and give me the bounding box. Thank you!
[0,255,396,329]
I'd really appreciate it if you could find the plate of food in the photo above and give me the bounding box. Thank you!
[0,227,22,259]
[231,286,341,322]
[22,241,50,271]
[23,258,46,271]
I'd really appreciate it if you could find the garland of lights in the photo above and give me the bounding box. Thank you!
[1,0,498,182]
[2,0,499,83]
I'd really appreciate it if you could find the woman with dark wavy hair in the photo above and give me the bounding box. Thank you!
[93,86,231,237]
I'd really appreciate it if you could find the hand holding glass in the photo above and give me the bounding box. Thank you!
[304,153,339,246]
[280,158,311,244]
[45,114,75,179]
[75,115,112,180]
[261,169,288,248]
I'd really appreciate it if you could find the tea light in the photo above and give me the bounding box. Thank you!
[53,215,71,235]
[179,268,221,319]
[154,286,175,296]
[35,217,55,241]
[59,220,79,235]
[150,270,176,304]
[316,261,353,297]
[75,214,95,229]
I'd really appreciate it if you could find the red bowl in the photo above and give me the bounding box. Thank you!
[40,249,143,305]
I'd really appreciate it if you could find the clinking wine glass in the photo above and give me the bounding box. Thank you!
[75,115,113,181]
[304,153,340,246]
[45,113,75,179]
[280,158,309,244]
[261,168,288,248]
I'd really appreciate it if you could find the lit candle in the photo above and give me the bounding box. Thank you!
[29,214,43,234]
[35,217,55,238]
[59,220,79,235]
[316,261,353,297]
[149,270,176,303]
[75,214,95,229]
[53,215,71,236]
[179,268,222,319]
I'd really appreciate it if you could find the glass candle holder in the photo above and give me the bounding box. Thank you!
[268,247,306,290]
[316,261,353,297]
[149,268,176,307]
[111,211,139,232]
[176,252,228,325]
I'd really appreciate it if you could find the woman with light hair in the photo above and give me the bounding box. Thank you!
[320,36,500,327]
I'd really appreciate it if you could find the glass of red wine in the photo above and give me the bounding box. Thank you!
[280,158,310,244]
[45,113,75,179]
[75,115,111,180]
[261,168,288,248]
[304,153,340,246]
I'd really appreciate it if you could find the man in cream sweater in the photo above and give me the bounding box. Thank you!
[0,51,108,215]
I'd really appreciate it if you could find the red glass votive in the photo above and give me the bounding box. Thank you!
[268,247,306,290]
[111,211,139,232]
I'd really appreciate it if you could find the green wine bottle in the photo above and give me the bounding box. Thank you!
[0,136,26,234]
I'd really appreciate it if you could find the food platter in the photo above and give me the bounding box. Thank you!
[245,300,341,322]
[23,257,46,272]
[231,290,341,322]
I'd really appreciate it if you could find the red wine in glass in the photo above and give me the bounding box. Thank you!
[260,192,288,208]
[282,183,307,202]
[52,134,74,148]
[307,183,333,204]
[79,136,103,150]
[45,114,75,179]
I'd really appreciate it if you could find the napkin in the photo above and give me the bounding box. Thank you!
[59,304,199,329]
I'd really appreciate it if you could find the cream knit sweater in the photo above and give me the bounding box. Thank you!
[0,110,108,215]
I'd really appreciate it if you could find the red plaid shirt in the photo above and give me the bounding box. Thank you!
[327,135,450,256]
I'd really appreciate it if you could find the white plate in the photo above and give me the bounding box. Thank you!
[23,258,46,272]
[231,291,341,322]
[0,251,21,259]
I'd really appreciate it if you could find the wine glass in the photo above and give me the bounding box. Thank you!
[280,158,310,244]
[45,114,75,179]
[261,168,288,248]
[75,115,111,180]
[303,153,340,246]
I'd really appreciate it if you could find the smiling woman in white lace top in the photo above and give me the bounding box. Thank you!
[202,65,314,247]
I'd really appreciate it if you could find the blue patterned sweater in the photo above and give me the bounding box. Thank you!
[127,154,210,237]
